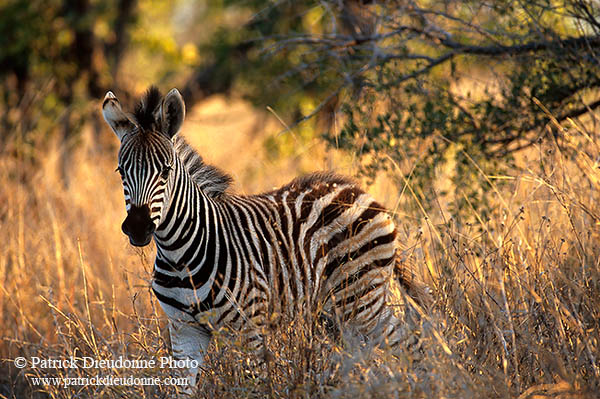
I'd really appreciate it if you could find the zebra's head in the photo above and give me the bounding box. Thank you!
[102,87,185,247]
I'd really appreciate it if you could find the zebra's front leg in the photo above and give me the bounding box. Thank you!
[169,320,211,395]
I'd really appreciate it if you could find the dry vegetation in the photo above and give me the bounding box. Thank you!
[1,100,599,398]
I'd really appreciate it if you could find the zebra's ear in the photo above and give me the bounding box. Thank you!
[160,88,185,139]
[102,91,136,141]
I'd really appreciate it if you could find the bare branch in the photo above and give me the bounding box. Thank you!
[378,52,456,89]
[440,34,600,56]
[558,98,600,122]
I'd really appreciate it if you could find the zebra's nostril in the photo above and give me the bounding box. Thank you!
[121,220,130,235]
[121,205,154,244]
[146,224,156,234]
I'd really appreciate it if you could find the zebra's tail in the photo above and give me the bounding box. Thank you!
[393,249,433,311]
[382,251,431,358]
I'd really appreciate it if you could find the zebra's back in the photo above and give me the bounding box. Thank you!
[214,172,401,339]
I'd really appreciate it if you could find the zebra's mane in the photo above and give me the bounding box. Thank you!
[133,86,163,132]
[173,135,233,198]
[131,87,232,197]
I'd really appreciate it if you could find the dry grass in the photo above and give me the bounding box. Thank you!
[0,101,599,398]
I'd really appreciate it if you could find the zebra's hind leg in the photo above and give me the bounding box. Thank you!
[378,287,429,368]
[383,310,423,358]
[169,320,211,395]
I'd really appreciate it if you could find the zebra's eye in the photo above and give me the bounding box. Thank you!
[160,165,172,179]
[115,166,125,177]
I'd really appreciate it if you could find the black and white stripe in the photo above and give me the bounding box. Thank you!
[103,87,416,393]
[151,168,399,331]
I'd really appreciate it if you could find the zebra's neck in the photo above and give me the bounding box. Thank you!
[153,159,215,272]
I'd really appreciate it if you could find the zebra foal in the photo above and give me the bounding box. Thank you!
[102,87,421,393]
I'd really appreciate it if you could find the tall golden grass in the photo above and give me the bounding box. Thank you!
[1,99,599,398]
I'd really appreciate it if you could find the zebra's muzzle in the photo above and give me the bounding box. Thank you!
[122,205,156,247]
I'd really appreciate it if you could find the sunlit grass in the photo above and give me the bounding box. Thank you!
[1,104,599,398]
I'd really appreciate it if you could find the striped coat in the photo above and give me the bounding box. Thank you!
[153,170,399,334]
[102,87,418,394]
